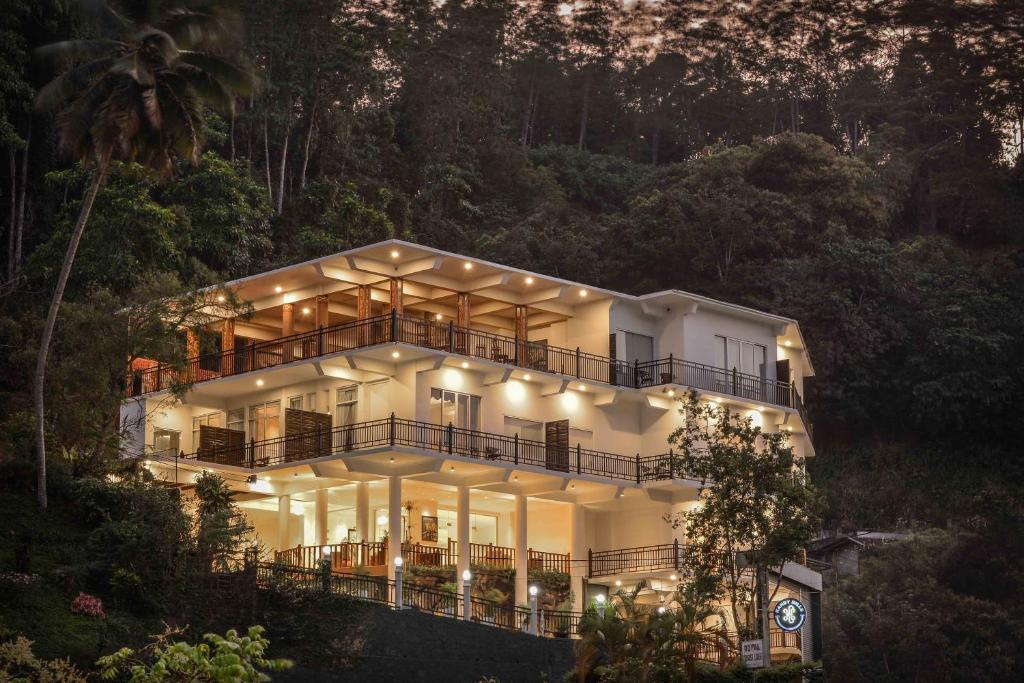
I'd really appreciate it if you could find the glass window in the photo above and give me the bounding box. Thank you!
[436,509,498,546]
[248,400,281,441]
[504,416,543,442]
[715,335,767,379]
[227,409,244,433]
[336,385,358,427]
[430,388,480,430]
[153,428,179,457]
[288,395,304,410]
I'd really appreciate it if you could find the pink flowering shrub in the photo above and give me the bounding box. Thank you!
[70,592,106,619]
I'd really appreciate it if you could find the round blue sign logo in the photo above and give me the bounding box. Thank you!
[773,598,806,632]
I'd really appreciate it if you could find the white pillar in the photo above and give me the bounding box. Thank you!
[570,502,586,613]
[388,475,402,580]
[315,489,329,546]
[456,485,471,581]
[277,494,292,551]
[514,494,529,606]
[355,482,370,542]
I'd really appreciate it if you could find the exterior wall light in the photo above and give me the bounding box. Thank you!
[596,593,606,619]
[529,585,540,635]
[394,556,404,610]
[462,569,472,621]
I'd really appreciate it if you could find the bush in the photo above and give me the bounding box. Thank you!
[0,636,87,682]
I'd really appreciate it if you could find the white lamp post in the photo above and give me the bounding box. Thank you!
[596,593,606,620]
[462,568,472,621]
[321,548,333,592]
[394,556,404,610]
[529,585,539,636]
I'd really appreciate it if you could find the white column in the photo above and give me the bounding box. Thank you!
[570,502,586,613]
[388,475,402,580]
[277,494,291,551]
[355,482,370,542]
[456,485,471,581]
[514,494,529,606]
[315,489,329,546]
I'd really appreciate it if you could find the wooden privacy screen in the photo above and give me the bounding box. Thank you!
[198,425,246,466]
[284,408,333,462]
[545,419,570,472]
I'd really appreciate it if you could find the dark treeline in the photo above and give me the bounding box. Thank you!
[1,2,1024,675]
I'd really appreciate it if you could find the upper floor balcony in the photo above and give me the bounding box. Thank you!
[127,310,808,417]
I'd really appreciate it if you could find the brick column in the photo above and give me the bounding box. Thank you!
[456,293,470,354]
[221,318,235,375]
[389,278,404,315]
[356,285,373,320]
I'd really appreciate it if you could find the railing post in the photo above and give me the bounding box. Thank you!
[576,443,581,475]
[389,412,396,447]
[318,324,324,356]
[790,380,796,408]
[634,358,640,388]
[155,364,162,391]
[673,538,680,570]
[514,433,519,465]
[669,448,674,479]
[636,454,641,484]
[447,422,454,454]
[390,308,398,342]
[587,548,593,578]
[315,423,322,459]
[668,353,674,383]
[448,320,454,353]
[248,438,255,468]
[575,347,581,378]
[732,367,738,395]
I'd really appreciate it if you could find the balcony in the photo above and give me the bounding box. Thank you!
[275,541,570,573]
[169,414,692,485]
[589,541,682,578]
[126,312,806,415]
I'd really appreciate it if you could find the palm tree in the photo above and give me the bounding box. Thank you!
[32,0,254,507]
[663,580,730,683]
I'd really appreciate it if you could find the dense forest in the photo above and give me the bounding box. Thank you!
[1,0,1023,678]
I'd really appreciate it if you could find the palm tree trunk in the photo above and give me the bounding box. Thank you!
[15,123,31,272]
[276,125,290,215]
[33,148,112,508]
[6,148,14,280]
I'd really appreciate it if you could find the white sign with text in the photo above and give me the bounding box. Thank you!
[742,639,766,669]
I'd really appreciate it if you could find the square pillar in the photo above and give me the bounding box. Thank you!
[570,503,586,613]
[356,285,373,320]
[456,485,470,580]
[514,305,528,365]
[315,294,329,328]
[388,475,402,580]
[355,482,370,542]
[186,328,200,358]
[315,488,329,546]
[277,494,292,551]
[389,278,404,315]
[282,302,295,362]
[456,293,471,328]
[514,494,529,606]
[221,318,235,375]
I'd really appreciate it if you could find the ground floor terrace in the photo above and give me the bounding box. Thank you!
[144,452,817,664]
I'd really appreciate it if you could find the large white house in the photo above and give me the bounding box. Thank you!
[122,239,821,662]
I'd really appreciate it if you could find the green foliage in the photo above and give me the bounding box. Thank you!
[192,471,255,572]
[0,635,87,682]
[95,626,292,682]
[825,529,1024,681]
[669,393,821,638]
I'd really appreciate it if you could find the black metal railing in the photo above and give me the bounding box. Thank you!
[255,561,581,637]
[589,540,683,578]
[128,312,805,414]
[180,414,693,485]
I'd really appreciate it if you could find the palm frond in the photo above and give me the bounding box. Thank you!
[159,5,244,50]
[177,51,256,95]
[78,0,131,37]
[35,57,117,112]
[35,39,125,62]
[175,64,233,114]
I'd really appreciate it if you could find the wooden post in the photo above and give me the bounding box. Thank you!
[456,293,470,354]
[315,294,329,326]
[389,277,404,315]
[514,305,528,366]
[282,303,294,363]
[186,328,200,383]
[356,285,372,320]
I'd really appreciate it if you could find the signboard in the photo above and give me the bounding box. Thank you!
[773,597,807,632]
[741,639,766,669]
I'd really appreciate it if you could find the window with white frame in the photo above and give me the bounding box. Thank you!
[430,388,481,430]
[335,385,358,426]
[191,412,224,446]
[436,509,498,546]
[714,335,767,379]
[503,416,543,442]
[153,428,180,457]
[248,400,281,441]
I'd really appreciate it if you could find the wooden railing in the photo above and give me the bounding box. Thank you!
[771,628,802,650]
[589,540,682,578]
[528,549,571,573]
[177,414,692,485]
[449,540,515,569]
[274,541,387,570]
[402,541,457,567]
[127,311,806,414]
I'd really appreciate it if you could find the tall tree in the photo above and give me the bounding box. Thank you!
[30,0,253,507]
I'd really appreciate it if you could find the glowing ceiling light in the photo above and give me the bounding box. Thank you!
[390,249,400,259]
[256,379,264,387]
[274,285,283,293]
[525,276,534,285]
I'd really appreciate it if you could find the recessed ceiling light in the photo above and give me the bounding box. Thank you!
[274,286,282,293]
[390,249,400,259]
[391,351,400,359]
[256,379,264,386]
[461,361,469,369]
[216,294,225,303]
[667,389,675,397]
[670,574,677,581]
[435,313,443,321]
[463,262,474,270]
[389,457,395,462]
[522,374,531,381]
[578,384,586,391]
[784,340,792,347]
[615,580,622,587]
[449,466,455,471]
[579,289,588,297]
[756,406,764,412]
[525,276,534,285]
[302,307,311,315]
